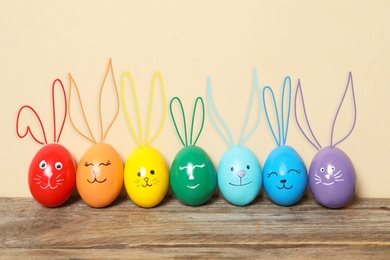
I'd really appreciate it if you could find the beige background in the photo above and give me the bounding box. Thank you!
[1,0,389,198]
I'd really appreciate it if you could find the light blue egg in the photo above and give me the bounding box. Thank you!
[263,145,308,206]
[218,145,262,206]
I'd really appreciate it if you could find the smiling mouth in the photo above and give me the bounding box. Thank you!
[142,183,153,188]
[323,182,334,186]
[187,184,200,189]
[277,184,293,190]
[39,183,59,190]
[87,177,107,184]
[229,181,252,187]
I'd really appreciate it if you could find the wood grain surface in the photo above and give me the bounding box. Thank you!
[1,196,390,259]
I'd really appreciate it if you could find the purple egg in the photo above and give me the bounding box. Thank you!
[309,146,357,208]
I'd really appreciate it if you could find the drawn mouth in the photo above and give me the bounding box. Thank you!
[187,184,200,189]
[39,183,59,190]
[277,183,293,190]
[142,183,153,188]
[87,177,107,184]
[323,182,334,186]
[229,181,252,187]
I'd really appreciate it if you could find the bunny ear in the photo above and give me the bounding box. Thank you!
[281,76,292,145]
[16,105,47,145]
[68,73,97,144]
[207,77,235,147]
[238,68,262,146]
[145,71,167,146]
[51,79,67,143]
[294,79,322,150]
[263,86,281,146]
[330,72,357,147]
[122,71,143,146]
[98,59,120,142]
[170,97,188,147]
[122,71,167,146]
[189,97,205,146]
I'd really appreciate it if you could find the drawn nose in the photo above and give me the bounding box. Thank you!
[237,170,246,178]
[280,179,286,184]
[45,171,53,178]
[144,177,149,182]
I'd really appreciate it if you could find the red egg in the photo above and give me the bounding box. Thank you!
[28,143,76,207]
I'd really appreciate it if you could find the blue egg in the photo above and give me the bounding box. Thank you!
[263,145,308,206]
[218,146,262,206]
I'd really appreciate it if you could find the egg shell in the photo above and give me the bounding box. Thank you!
[76,142,123,208]
[263,145,308,206]
[309,146,357,208]
[217,145,262,206]
[124,145,169,208]
[28,143,76,207]
[170,146,217,206]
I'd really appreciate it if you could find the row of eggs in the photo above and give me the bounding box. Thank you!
[29,141,356,209]
[21,63,357,210]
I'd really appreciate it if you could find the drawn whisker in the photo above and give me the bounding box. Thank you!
[334,174,343,179]
[56,174,63,179]
[315,181,322,184]
[335,179,344,182]
[314,178,321,181]
[315,174,321,179]
[56,179,64,182]
[334,170,342,177]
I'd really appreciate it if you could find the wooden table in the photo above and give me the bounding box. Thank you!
[1,196,389,259]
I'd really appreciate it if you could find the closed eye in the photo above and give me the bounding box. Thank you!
[288,169,302,174]
[267,172,278,178]
[84,161,93,167]
[99,160,111,166]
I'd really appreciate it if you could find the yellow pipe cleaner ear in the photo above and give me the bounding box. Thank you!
[121,71,167,146]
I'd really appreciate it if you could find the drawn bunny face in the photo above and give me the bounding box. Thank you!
[171,145,216,206]
[263,145,308,206]
[294,72,357,208]
[309,146,356,208]
[125,146,169,208]
[17,79,76,207]
[218,146,262,206]
[76,142,123,208]
[262,76,308,206]
[207,70,262,206]
[68,59,123,208]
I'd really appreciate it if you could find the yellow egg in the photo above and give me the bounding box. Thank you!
[124,145,169,208]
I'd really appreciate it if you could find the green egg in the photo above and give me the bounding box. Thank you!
[170,146,217,206]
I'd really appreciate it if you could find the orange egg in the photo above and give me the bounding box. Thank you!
[76,142,123,207]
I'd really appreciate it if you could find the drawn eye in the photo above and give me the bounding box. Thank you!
[231,167,234,171]
[288,169,301,174]
[39,160,47,169]
[267,172,278,178]
[246,165,250,170]
[84,161,93,167]
[137,172,141,177]
[331,166,335,170]
[99,160,111,166]
[150,170,155,175]
[320,168,325,172]
[55,162,63,170]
